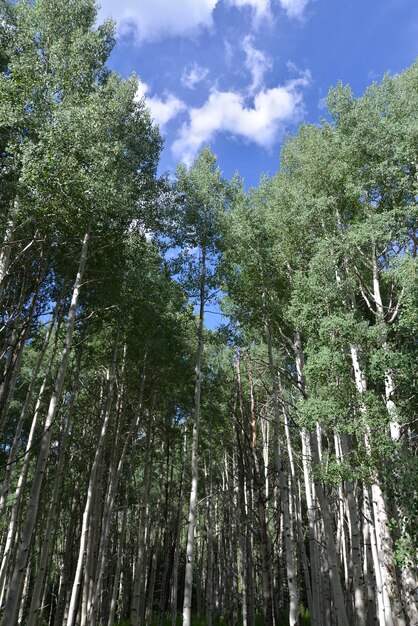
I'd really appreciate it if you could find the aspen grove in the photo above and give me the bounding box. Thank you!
[0,1,417,625]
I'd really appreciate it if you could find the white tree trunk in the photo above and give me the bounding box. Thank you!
[338,434,366,625]
[295,333,349,626]
[89,351,131,625]
[350,344,406,626]
[2,231,90,626]
[182,247,205,626]
[66,338,118,626]
[27,356,81,626]
[0,212,15,301]
[171,429,187,626]
[264,327,298,626]
[283,404,313,620]
[131,414,155,626]
[107,505,128,626]
[0,305,58,517]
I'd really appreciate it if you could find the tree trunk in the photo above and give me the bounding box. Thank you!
[2,230,90,626]
[131,413,155,626]
[246,354,273,626]
[182,246,205,626]
[295,333,349,626]
[89,348,133,626]
[107,504,128,626]
[171,428,186,626]
[205,432,214,626]
[0,212,15,301]
[0,301,59,517]
[338,434,366,625]
[27,354,82,626]
[66,332,118,626]
[264,328,299,626]
[350,344,406,626]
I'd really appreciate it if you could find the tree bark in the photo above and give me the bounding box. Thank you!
[27,353,82,626]
[350,344,406,626]
[182,246,206,626]
[66,329,118,626]
[264,328,299,626]
[2,230,90,626]
[295,333,349,626]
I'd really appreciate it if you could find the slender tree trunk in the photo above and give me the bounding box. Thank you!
[371,245,402,442]
[195,536,202,619]
[89,349,132,626]
[205,427,214,626]
[0,212,15,301]
[1,258,45,433]
[53,492,78,626]
[107,504,128,626]
[295,336,321,626]
[171,428,186,626]
[16,553,31,625]
[182,246,206,626]
[0,301,59,516]
[145,536,160,626]
[131,414,155,626]
[0,341,58,608]
[27,354,82,626]
[337,434,366,625]
[361,490,377,626]
[371,248,418,622]
[264,328,299,626]
[335,438,350,617]
[2,230,90,626]
[245,354,273,626]
[66,331,118,626]
[80,462,102,626]
[233,448,248,626]
[282,392,312,620]
[295,333,349,626]
[350,344,406,626]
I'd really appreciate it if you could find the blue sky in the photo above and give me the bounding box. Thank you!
[99,0,418,189]
[96,0,417,329]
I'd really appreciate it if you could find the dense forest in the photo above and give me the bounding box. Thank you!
[0,1,417,625]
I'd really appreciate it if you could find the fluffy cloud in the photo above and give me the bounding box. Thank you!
[243,36,272,93]
[228,0,308,19]
[135,82,186,130]
[98,0,217,43]
[181,63,210,90]
[227,0,270,20]
[172,73,310,164]
[278,0,309,18]
[98,0,309,43]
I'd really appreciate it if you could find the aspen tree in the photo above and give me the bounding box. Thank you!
[263,328,299,626]
[27,353,82,626]
[3,230,90,626]
[173,148,227,626]
[66,339,119,626]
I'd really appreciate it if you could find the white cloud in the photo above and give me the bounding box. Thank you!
[181,63,210,90]
[172,73,310,165]
[98,0,309,43]
[227,0,270,20]
[243,36,272,93]
[318,96,327,111]
[98,0,218,43]
[135,82,186,130]
[227,0,309,20]
[278,0,309,18]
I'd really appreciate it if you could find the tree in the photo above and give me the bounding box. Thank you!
[173,148,227,626]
